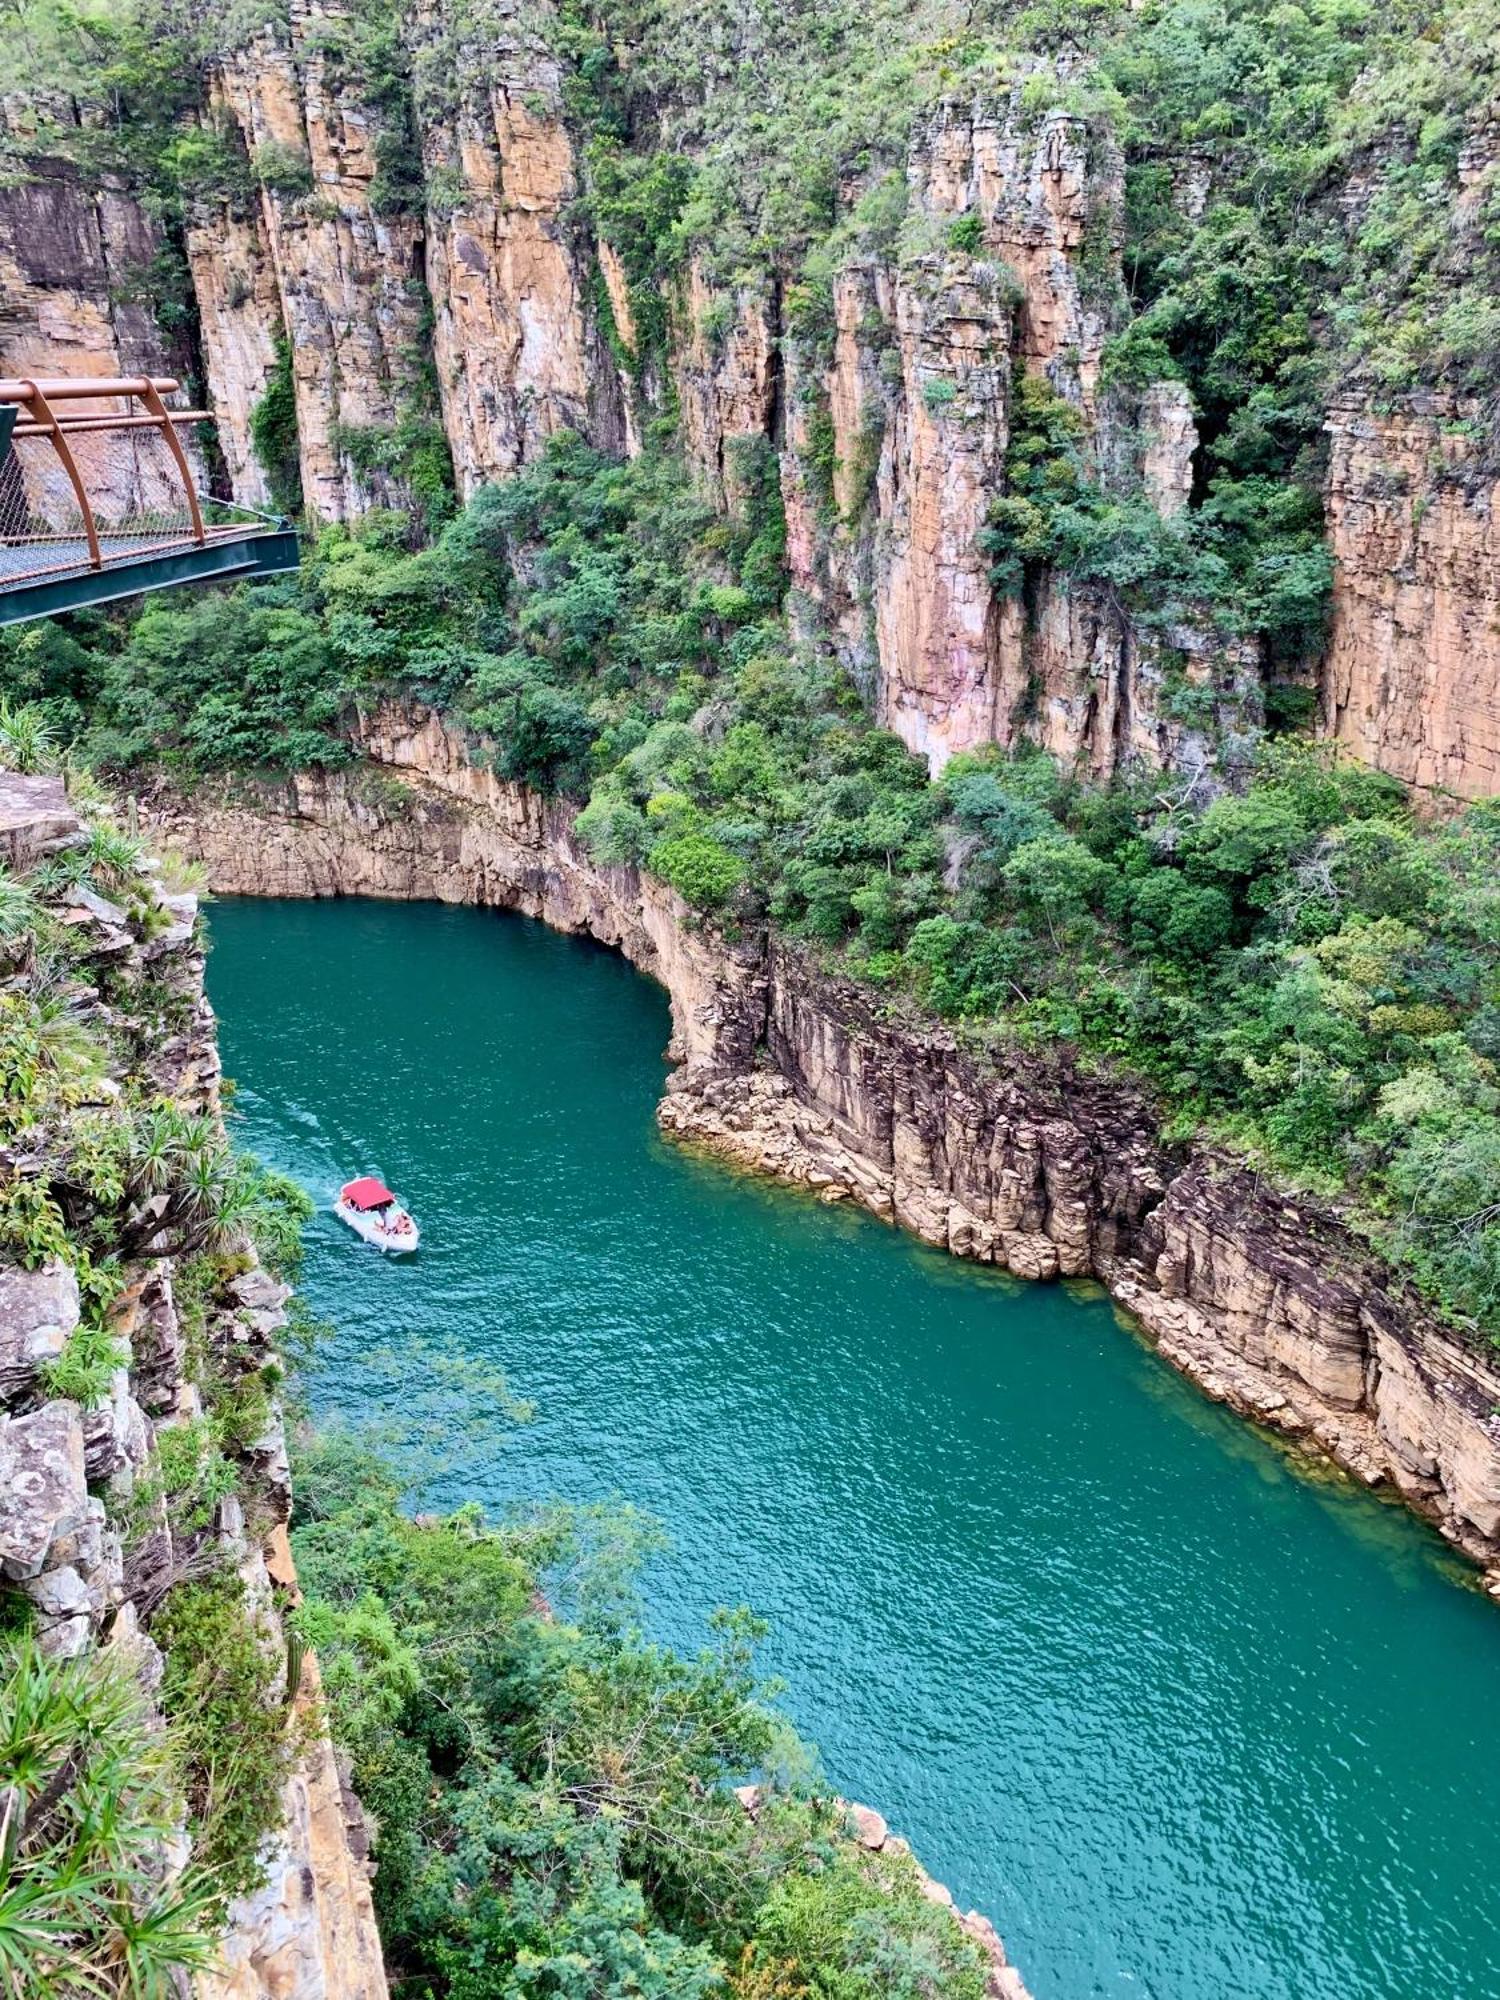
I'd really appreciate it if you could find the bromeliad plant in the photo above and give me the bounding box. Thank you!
[0,1634,221,1996]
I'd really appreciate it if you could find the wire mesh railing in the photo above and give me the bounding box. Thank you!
[0,376,277,587]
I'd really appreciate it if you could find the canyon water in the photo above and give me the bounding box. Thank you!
[208,895,1500,2000]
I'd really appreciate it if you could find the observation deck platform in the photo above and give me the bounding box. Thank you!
[0,377,298,625]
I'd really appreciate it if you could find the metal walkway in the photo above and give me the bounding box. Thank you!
[0,376,299,624]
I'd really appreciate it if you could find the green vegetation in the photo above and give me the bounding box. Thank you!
[0,1636,221,1993]
[251,338,305,518]
[6,6,1500,1984]
[17,410,1500,1343]
[291,1435,991,1999]
[0,0,1497,1320]
[0,726,315,1925]
[151,1575,292,1904]
[1,0,1495,670]
[983,367,1330,664]
[39,1314,126,1405]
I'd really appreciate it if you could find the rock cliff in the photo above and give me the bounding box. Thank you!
[196,10,433,521]
[690,83,1255,778]
[416,0,627,493]
[1323,393,1500,797]
[0,98,185,391]
[140,705,1500,1601]
[181,0,621,518]
[0,775,386,2000]
[9,20,1500,791]
[3,35,1265,784]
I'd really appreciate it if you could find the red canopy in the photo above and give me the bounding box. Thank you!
[342,1176,395,1211]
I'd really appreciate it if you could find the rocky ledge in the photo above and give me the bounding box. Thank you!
[0,773,386,2000]
[139,703,1500,1603]
[734,1788,1032,2000]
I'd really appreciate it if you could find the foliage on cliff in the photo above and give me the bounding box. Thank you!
[13,406,1500,1342]
[290,1434,992,2000]
[0,740,319,1965]
[6,0,1500,1336]
[4,0,1498,713]
[0,1636,222,1993]
[982,368,1331,667]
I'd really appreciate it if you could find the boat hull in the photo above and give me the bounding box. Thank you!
[335,1200,420,1254]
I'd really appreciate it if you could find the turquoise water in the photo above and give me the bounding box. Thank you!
[208,896,1500,2000]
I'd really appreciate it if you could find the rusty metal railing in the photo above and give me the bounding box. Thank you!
[0,375,275,587]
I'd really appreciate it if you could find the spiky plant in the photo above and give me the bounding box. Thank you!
[0,1634,221,1994]
[154,850,207,896]
[86,823,144,894]
[0,699,56,776]
[128,1104,188,1200]
[0,871,38,946]
[29,993,107,1089]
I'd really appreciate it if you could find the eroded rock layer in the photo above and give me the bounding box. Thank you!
[0,776,386,2000]
[140,705,1500,1599]
[1324,394,1500,797]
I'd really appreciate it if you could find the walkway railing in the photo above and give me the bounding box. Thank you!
[0,376,298,621]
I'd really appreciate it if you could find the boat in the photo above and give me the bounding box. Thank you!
[336,1175,420,1254]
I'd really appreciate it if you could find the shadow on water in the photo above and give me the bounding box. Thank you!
[208,896,1500,2000]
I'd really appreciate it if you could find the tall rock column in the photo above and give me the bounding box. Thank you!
[873,250,1015,766]
[779,83,1129,770]
[184,171,284,512]
[205,2,435,521]
[672,258,779,506]
[416,0,625,495]
[1323,392,1500,797]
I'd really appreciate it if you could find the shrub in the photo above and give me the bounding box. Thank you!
[251,139,313,198]
[39,1316,125,1405]
[947,210,984,254]
[751,1850,988,2000]
[151,1574,291,1906]
[650,832,747,909]
[249,337,303,516]
[0,1635,220,1990]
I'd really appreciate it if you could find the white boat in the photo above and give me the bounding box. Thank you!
[336,1175,420,1254]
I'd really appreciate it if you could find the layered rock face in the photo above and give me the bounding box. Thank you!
[0,776,386,2000]
[199,11,433,521]
[5,47,1262,782]
[141,706,1500,1599]
[695,85,1255,777]
[185,199,284,511]
[191,37,1249,779]
[12,36,1500,790]
[0,101,210,516]
[672,260,778,508]
[1323,393,1500,797]
[182,0,620,516]
[0,99,182,388]
[417,1,626,494]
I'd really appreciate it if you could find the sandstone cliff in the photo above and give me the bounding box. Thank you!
[7,23,1500,790]
[1323,393,1500,797]
[140,705,1500,1602]
[180,0,621,519]
[196,9,433,521]
[680,83,1256,779]
[0,775,386,2000]
[2,36,1266,786]
[415,0,627,493]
